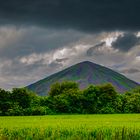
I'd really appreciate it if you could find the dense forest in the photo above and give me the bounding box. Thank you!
[0,81,140,116]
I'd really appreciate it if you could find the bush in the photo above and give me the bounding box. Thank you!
[24,106,54,115]
[7,103,24,116]
[99,105,116,114]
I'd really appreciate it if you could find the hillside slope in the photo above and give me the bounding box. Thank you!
[27,61,139,95]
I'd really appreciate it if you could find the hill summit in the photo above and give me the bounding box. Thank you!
[27,61,139,95]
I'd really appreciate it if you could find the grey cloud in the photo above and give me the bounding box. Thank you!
[120,68,140,74]
[111,63,126,69]
[0,0,140,32]
[0,27,85,59]
[1,30,140,89]
[112,33,140,52]
[56,58,69,62]
[87,42,106,56]
[0,58,62,88]
[48,61,63,69]
[48,58,69,69]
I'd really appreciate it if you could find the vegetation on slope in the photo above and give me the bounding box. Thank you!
[27,61,139,95]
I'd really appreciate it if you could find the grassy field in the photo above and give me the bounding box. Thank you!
[1,114,140,140]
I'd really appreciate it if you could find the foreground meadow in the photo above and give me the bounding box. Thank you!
[0,114,140,140]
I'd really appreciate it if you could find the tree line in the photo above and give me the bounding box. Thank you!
[0,81,140,116]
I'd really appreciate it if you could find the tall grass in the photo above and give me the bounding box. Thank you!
[0,114,140,140]
[1,127,140,140]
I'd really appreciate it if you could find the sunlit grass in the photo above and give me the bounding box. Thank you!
[0,114,140,139]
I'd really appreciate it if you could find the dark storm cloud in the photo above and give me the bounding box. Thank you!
[112,33,140,52]
[0,27,85,59]
[1,0,140,31]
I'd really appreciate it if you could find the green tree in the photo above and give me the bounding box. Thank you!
[49,81,79,97]
[98,83,117,105]
[124,93,140,113]
[82,85,99,113]
[63,89,83,113]
[11,88,36,109]
[0,88,12,115]
[48,82,61,97]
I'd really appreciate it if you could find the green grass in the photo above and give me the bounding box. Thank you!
[1,114,140,140]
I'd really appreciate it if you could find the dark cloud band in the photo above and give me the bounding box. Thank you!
[112,33,140,52]
[1,0,140,31]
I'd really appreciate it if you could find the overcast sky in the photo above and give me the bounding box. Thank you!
[0,0,140,89]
